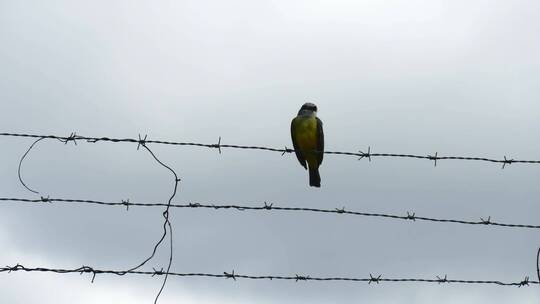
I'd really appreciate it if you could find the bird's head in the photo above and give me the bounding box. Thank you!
[298,102,318,116]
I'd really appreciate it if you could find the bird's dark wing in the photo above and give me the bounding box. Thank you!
[316,117,324,165]
[291,118,307,169]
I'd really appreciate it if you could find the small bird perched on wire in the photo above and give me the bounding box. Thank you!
[290,102,324,187]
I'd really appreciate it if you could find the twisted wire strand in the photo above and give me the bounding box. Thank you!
[0,264,536,287]
[1,197,539,230]
[1,132,539,165]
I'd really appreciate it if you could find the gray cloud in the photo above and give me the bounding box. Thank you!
[1,0,540,303]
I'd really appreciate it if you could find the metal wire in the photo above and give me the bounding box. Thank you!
[0,264,536,287]
[2,197,539,230]
[2,131,539,299]
[537,248,540,283]
[122,142,179,304]
[4,132,181,303]
[1,132,539,167]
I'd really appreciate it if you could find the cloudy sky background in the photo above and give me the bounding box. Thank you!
[1,0,540,303]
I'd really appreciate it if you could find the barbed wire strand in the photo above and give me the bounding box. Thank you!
[11,133,179,304]
[0,264,537,287]
[2,197,540,230]
[2,132,540,166]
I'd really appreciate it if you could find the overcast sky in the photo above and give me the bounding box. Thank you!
[1,0,540,303]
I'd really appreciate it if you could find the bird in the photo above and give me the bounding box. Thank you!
[290,102,324,187]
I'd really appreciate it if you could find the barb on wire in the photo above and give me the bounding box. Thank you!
[4,264,537,286]
[428,152,438,167]
[282,146,293,156]
[152,267,164,277]
[213,136,222,154]
[2,197,540,230]
[369,274,382,284]
[224,270,236,281]
[122,199,130,211]
[335,207,346,214]
[436,274,448,284]
[518,276,530,287]
[406,211,416,221]
[137,134,147,150]
[295,274,310,281]
[502,156,514,169]
[60,132,78,145]
[2,132,540,166]
[79,265,97,283]
[358,146,372,162]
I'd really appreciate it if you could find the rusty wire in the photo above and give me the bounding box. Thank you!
[0,263,537,287]
[1,132,540,167]
[1,197,540,230]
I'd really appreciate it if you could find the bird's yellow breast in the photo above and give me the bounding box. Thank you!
[293,116,318,151]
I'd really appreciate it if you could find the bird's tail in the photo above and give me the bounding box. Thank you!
[309,166,321,187]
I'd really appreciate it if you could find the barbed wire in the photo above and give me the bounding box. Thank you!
[7,132,181,304]
[2,197,539,230]
[2,131,540,300]
[1,132,540,167]
[0,263,537,287]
